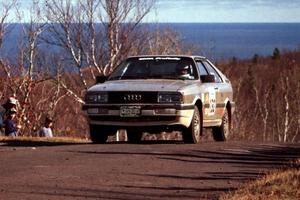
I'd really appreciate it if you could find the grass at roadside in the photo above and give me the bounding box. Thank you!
[220,159,300,200]
[0,136,89,146]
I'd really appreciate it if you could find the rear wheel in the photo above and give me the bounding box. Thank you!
[213,109,230,141]
[127,131,143,143]
[182,106,202,144]
[89,125,115,143]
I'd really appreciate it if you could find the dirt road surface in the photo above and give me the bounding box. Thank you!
[0,140,299,200]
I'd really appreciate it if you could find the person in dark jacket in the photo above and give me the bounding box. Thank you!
[3,108,20,137]
[2,97,18,111]
[1,97,19,136]
[0,105,5,135]
[1,97,18,121]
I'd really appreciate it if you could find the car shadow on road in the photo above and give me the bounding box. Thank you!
[3,143,299,200]
[69,143,300,192]
[70,143,300,166]
[122,140,184,144]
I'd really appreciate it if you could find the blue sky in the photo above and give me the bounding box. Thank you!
[148,0,300,22]
[14,0,300,23]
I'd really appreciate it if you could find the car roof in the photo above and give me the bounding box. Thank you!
[127,55,207,60]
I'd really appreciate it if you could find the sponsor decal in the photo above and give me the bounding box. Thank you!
[204,89,216,116]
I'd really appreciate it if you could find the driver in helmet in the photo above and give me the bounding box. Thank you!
[178,65,192,79]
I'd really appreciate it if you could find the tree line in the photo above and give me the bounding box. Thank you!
[219,50,300,142]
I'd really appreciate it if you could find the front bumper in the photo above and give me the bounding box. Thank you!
[82,104,194,128]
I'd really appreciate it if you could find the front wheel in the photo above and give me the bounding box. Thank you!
[89,125,116,143]
[213,109,230,141]
[182,106,202,144]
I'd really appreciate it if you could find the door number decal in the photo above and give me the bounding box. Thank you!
[204,90,216,116]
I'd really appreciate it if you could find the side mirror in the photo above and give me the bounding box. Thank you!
[96,76,107,84]
[200,75,215,83]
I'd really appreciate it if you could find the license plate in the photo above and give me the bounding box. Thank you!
[120,106,141,117]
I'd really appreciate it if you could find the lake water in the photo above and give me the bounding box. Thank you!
[1,23,300,61]
[160,23,300,60]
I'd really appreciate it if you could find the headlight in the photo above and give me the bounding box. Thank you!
[157,93,182,103]
[85,92,108,103]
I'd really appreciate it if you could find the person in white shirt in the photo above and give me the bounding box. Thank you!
[39,117,53,137]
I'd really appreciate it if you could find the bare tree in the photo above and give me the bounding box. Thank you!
[0,0,17,49]
[0,0,68,135]
[43,0,155,103]
[0,0,17,104]
[146,28,195,55]
[253,82,272,141]
[0,0,17,99]
[9,0,45,133]
[219,51,300,143]
[99,0,155,75]
[43,0,89,90]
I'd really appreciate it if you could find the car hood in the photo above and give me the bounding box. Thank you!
[88,79,195,92]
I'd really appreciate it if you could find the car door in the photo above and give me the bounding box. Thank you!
[201,60,225,120]
[195,60,218,121]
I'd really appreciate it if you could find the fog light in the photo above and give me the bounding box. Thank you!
[154,108,176,115]
[87,108,108,114]
[98,108,109,114]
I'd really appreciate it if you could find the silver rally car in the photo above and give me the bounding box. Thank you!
[83,55,235,143]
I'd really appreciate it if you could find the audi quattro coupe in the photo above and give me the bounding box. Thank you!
[83,55,235,144]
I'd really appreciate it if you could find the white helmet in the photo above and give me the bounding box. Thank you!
[8,97,18,105]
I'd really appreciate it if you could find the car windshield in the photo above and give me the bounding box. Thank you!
[108,57,198,81]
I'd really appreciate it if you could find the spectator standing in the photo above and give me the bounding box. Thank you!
[1,97,19,136]
[2,97,18,113]
[0,105,5,135]
[3,108,20,137]
[39,117,54,138]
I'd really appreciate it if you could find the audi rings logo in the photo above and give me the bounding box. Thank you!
[124,94,142,101]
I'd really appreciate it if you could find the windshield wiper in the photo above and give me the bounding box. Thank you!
[108,75,146,80]
[147,75,177,80]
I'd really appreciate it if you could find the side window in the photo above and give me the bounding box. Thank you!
[196,61,208,76]
[201,61,223,83]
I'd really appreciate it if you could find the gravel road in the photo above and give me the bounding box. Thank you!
[0,140,299,200]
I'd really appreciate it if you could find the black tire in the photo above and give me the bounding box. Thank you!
[213,109,230,141]
[89,124,115,143]
[182,106,202,144]
[127,131,143,143]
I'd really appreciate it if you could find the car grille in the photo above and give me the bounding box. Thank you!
[108,92,158,104]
